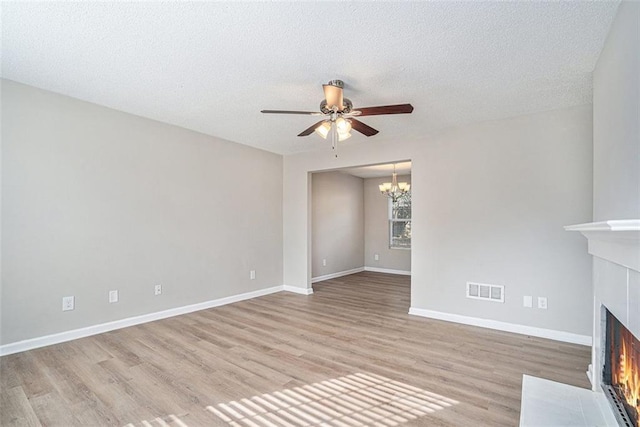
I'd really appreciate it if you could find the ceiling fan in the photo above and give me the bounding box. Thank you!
[261,79,413,149]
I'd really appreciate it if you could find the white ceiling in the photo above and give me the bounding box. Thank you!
[1,1,619,156]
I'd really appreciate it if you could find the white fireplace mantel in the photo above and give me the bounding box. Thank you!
[565,219,640,388]
[565,220,640,273]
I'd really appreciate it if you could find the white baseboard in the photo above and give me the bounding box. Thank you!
[282,285,314,295]
[408,307,592,346]
[364,266,411,276]
[311,267,365,283]
[0,285,285,356]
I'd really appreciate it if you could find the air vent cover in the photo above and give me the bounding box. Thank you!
[466,282,504,303]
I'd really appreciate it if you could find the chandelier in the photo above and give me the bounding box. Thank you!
[379,164,410,202]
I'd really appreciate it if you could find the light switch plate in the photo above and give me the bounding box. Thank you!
[109,290,118,303]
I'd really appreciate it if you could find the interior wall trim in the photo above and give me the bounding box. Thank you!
[311,267,365,283]
[282,285,314,295]
[364,267,411,276]
[0,285,288,356]
[409,307,592,346]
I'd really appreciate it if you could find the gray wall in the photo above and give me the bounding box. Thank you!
[283,105,594,336]
[311,171,364,278]
[417,108,593,335]
[1,80,283,345]
[364,175,411,272]
[593,0,639,221]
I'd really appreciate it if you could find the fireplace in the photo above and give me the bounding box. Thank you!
[604,309,640,427]
[565,220,640,425]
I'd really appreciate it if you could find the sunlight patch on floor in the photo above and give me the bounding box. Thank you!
[206,372,458,426]
[125,413,188,427]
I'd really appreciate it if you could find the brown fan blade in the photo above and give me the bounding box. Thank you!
[298,120,328,137]
[323,84,344,110]
[261,110,322,115]
[353,104,414,116]
[350,118,379,137]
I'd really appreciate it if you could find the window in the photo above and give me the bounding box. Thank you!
[389,193,411,249]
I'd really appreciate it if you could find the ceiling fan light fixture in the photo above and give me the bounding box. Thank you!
[335,118,352,141]
[336,117,352,134]
[260,79,414,157]
[314,122,331,139]
[337,131,352,142]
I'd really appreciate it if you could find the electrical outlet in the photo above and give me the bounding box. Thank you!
[154,284,162,296]
[538,297,548,309]
[374,254,379,261]
[109,290,118,303]
[250,270,256,280]
[523,295,532,308]
[62,296,75,311]
[322,259,327,267]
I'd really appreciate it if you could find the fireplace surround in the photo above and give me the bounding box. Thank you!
[565,219,640,426]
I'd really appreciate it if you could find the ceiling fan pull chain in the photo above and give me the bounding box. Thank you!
[331,124,338,158]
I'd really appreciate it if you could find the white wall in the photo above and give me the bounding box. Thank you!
[283,105,593,337]
[311,171,364,278]
[364,175,411,272]
[1,80,283,345]
[593,0,639,221]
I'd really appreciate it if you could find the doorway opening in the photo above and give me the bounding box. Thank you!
[310,161,412,310]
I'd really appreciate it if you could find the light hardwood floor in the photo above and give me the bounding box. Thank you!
[1,272,590,426]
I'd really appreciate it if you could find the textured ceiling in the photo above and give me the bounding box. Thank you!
[1,1,619,155]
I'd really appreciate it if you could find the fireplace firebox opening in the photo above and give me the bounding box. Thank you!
[604,309,640,427]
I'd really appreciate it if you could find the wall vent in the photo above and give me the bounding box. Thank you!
[466,282,504,303]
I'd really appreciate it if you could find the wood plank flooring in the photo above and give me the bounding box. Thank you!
[0,272,591,426]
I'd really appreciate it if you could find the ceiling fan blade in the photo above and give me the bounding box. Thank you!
[323,84,344,110]
[350,118,379,137]
[353,103,414,116]
[298,120,327,137]
[261,110,322,115]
